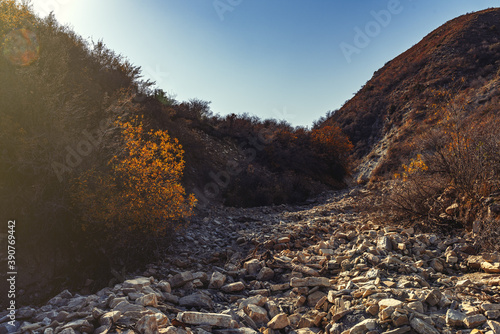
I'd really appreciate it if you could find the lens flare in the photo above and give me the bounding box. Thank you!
[2,28,40,66]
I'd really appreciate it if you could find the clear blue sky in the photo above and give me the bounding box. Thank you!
[31,0,498,126]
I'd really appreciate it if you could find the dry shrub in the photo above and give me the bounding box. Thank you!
[388,90,500,232]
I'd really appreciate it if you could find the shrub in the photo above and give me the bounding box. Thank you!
[72,116,196,250]
[388,89,500,230]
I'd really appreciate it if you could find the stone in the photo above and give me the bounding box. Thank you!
[307,291,327,307]
[482,304,500,312]
[99,311,122,326]
[179,293,213,309]
[424,289,442,306]
[366,304,379,316]
[290,277,331,288]
[392,312,409,327]
[380,306,396,321]
[407,301,424,314]
[349,318,377,334]
[379,298,403,310]
[410,317,440,334]
[113,301,149,319]
[267,313,289,330]
[488,320,500,334]
[445,203,459,215]
[123,277,153,290]
[463,314,487,328]
[136,293,158,307]
[136,314,158,334]
[431,259,444,273]
[169,271,194,288]
[244,259,262,276]
[456,279,473,288]
[60,319,94,333]
[257,267,275,281]
[244,304,269,326]
[177,312,233,328]
[486,310,500,319]
[446,309,465,327]
[377,236,392,251]
[482,262,500,273]
[157,281,172,293]
[239,295,268,309]
[208,272,227,289]
[383,326,411,334]
[221,281,245,293]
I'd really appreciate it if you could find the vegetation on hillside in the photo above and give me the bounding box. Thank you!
[0,0,352,304]
[325,8,500,178]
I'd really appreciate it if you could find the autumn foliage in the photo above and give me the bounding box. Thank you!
[73,116,196,243]
[388,88,500,232]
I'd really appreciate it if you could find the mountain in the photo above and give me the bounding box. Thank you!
[323,8,500,182]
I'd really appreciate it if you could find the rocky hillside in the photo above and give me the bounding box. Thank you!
[324,8,500,182]
[2,186,500,334]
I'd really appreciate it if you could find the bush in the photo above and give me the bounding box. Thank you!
[72,116,196,252]
[387,89,500,230]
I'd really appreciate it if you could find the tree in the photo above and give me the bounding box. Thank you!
[73,116,197,244]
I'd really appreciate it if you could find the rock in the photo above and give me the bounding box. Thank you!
[60,319,94,333]
[136,314,158,334]
[267,313,290,330]
[446,309,466,327]
[113,301,149,319]
[290,277,331,288]
[463,314,487,328]
[377,236,392,251]
[407,301,424,314]
[349,318,377,334]
[239,295,268,309]
[170,271,194,288]
[157,281,172,293]
[379,298,403,310]
[486,310,500,319]
[456,279,473,288]
[177,311,233,328]
[482,262,500,273]
[488,320,500,334]
[99,311,122,326]
[380,306,396,321]
[366,304,379,316]
[430,258,445,272]
[392,311,409,327]
[424,289,442,306]
[482,304,500,312]
[307,291,327,307]
[123,277,153,290]
[410,317,440,334]
[244,259,262,276]
[208,272,227,289]
[221,281,245,293]
[256,267,274,281]
[244,304,269,326]
[383,326,411,334]
[445,203,459,215]
[136,293,158,307]
[179,293,214,309]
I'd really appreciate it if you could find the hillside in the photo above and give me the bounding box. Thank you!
[324,8,500,182]
[0,1,352,308]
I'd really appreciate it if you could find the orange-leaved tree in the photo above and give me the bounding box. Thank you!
[73,116,196,244]
[311,125,354,158]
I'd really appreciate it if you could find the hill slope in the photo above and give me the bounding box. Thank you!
[324,8,500,182]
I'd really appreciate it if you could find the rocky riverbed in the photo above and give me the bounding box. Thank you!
[2,186,500,334]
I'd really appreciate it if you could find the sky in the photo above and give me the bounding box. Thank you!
[31,0,499,127]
